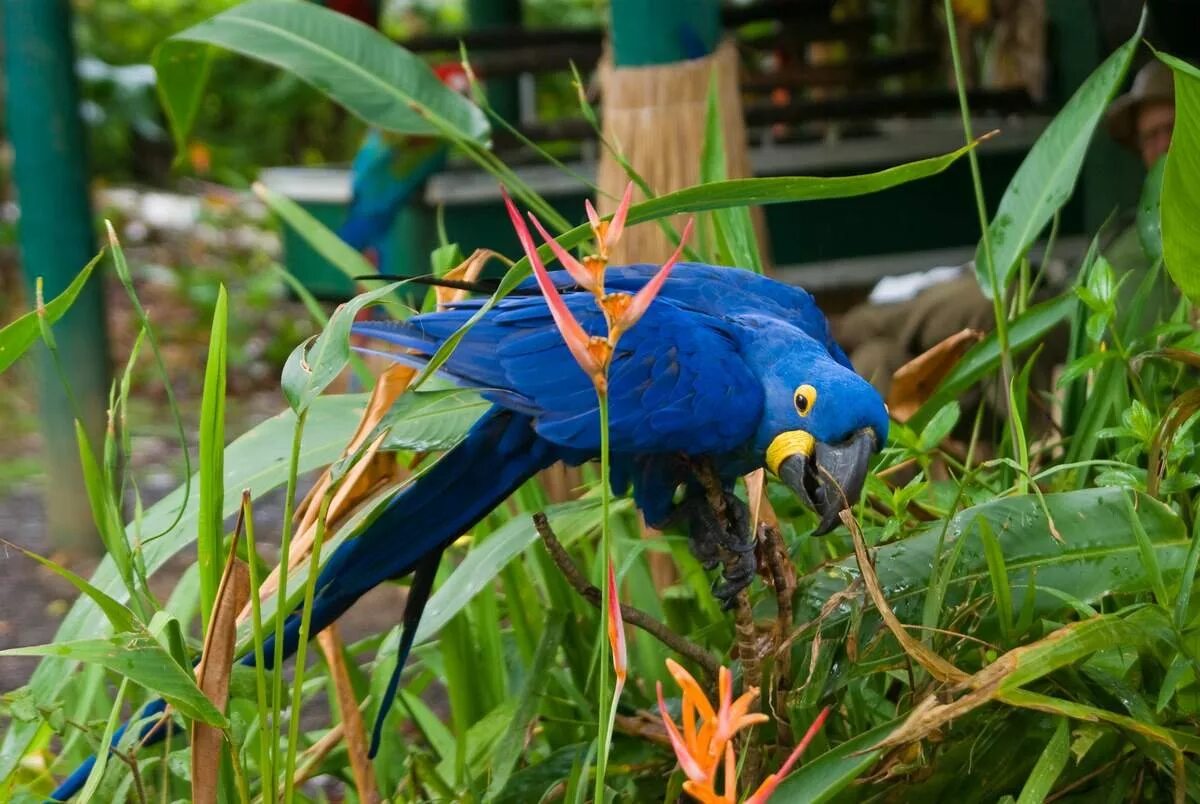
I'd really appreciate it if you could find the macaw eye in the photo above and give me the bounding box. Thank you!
[794,384,817,417]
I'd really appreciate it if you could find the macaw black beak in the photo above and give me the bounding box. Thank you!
[769,428,877,536]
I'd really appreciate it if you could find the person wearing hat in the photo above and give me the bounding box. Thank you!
[833,58,1176,433]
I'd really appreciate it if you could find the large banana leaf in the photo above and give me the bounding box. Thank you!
[154,0,489,151]
[801,488,1188,628]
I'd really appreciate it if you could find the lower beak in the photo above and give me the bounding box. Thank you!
[773,428,877,536]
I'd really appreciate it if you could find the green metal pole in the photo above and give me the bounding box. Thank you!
[610,0,721,67]
[466,0,522,122]
[4,0,110,550]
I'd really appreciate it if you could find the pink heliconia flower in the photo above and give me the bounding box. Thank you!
[528,213,600,293]
[609,217,694,338]
[657,681,710,784]
[585,181,634,259]
[743,706,832,804]
[606,559,627,697]
[502,188,607,386]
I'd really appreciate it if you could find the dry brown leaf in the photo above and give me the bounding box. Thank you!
[436,248,499,309]
[296,364,415,532]
[318,626,380,803]
[243,430,396,622]
[191,543,252,804]
[887,328,983,423]
[843,511,967,685]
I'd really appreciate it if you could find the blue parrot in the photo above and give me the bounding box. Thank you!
[48,263,887,801]
[338,129,449,270]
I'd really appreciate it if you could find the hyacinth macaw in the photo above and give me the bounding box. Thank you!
[49,258,888,802]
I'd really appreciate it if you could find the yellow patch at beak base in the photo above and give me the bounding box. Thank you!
[766,430,815,475]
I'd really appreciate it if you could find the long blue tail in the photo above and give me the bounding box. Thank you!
[48,409,557,801]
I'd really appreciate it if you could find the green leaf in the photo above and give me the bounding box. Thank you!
[1015,718,1070,804]
[281,283,401,413]
[918,402,960,452]
[3,544,136,634]
[78,678,129,803]
[1,634,225,726]
[75,420,135,598]
[377,388,490,452]
[485,611,566,800]
[197,285,227,632]
[772,720,899,802]
[974,19,1142,295]
[255,183,412,321]
[1138,154,1166,264]
[0,252,103,374]
[909,294,1077,431]
[801,488,1189,631]
[0,395,363,779]
[979,517,1015,643]
[415,498,623,644]
[152,39,212,158]
[1159,53,1200,303]
[700,67,761,272]
[415,142,977,388]
[155,0,489,147]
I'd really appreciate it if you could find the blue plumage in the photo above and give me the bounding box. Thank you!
[49,264,887,801]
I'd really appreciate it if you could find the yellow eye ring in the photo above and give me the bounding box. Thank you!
[794,384,817,417]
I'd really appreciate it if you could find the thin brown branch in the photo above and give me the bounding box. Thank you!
[533,512,720,678]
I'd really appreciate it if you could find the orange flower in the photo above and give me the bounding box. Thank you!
[657,660,829,803]
[607,559,627,697]
[502,188,608,388]
[585,181,634,260]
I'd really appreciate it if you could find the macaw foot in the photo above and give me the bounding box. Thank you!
[679,487,756,610]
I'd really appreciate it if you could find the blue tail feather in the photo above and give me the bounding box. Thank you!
[49,409,555,801]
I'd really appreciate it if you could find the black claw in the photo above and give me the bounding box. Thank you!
[677,484,758,606]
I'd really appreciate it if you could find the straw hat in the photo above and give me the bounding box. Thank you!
[1105,60,1175,151]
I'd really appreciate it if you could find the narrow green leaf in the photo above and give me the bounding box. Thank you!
[979,517,1014,644]
[974,18,1142,294]
[155,0,489,146]
[74,420,135,596]
[1015,718,1070,804]
[1126,493,1169,608]
[2,634,225,726]
[281,283,401,412]
[0,251,103,374]
[700,67,761,272]
[197,285,228,631]
[918,402,961,452]
[1159,53,1200,302]
[3,544,136,634]
[486,612,566,799]
[415,142,977,388]
[78,678,129,803]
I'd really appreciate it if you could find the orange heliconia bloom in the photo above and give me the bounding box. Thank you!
[656,658,831,804]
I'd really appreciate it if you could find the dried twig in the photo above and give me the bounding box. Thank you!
[533,512,720,678]
[842,510,967,685]
[317,626,380,803]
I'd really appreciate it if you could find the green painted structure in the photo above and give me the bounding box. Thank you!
[5,0,111,549]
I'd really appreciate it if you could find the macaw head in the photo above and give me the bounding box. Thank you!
[737,317,889,535]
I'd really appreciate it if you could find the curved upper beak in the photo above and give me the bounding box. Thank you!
[770,428,878,536]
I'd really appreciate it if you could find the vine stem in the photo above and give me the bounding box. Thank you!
[595,391,615,801]
[942,0,1024,479]
[271,407,307,796]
